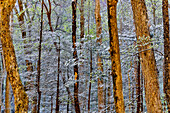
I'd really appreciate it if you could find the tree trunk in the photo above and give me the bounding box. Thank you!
[162,0,170,111]
[54,36,60,113]
[37,0,44,112]
[131,0,163,112]
[87,0,92,112]
[95,0,104,112]
[0,0,29,112]
[136,54,141,113]
[5,77,10,113]
[72,0,81,112]
[141,72,144,113]
[107,71,111,112]
[107,0,125,113]
[66,67,70,113]
[51,96,53,113]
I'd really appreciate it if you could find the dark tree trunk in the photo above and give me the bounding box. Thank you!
[37,0,44,112]
[162,0,170,111]
[136,54,141,113]
[72,0,80,112]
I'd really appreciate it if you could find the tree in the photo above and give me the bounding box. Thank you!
[107,0,125,112]
[72,0,81,112]
[37,0,44,112]
[87,0,92,112]
[131,0,163,112]
[95,0,105,112]
[162,0,170,111]
[135,54,141,113]
[5,77,10,113]
[0,0,28,112]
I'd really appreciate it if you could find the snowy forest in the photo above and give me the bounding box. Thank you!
[0,0,169,112]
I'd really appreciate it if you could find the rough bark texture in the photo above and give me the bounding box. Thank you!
[162,0,170,111]
[72,0,81,112]
[131,0,163,112]
[5,77,10,113]
[95,0,104,112]
[0,0,29,112]
[107,0,125,113]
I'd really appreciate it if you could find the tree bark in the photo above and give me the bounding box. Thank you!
[136,54,141,113]
[54,37,60,113]
[72,0,81,112]
[5,77,10,113]
[131,0,163,112]
[107,71,111,112]
[162,0,170,111]
[80,0,85,110]
[0,0,29,112]
[107,0,125,113]
[88,0,92,112]
[37,0,44,112]
[95,0,104,112]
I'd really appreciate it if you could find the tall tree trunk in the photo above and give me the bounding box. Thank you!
[107,0,125,113]
[131,0,163,112]
[67,67,70,113]
[5,77,10,113]
[43,1,63,112]
[37,0,44,112]
[95,0,104,112]
[107,71,111,112]
[0,0,28,112]
[162,0,170,111]
[136,54,141,113]
[141,72,144,113]
[80,0,84,46]
[80,0,85,110]
[55,36,60,113]
[87,0,92,112]
[5,10,13,113]
[72,0,81,112]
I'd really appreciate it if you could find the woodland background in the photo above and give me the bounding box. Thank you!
[0,0,169,112]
